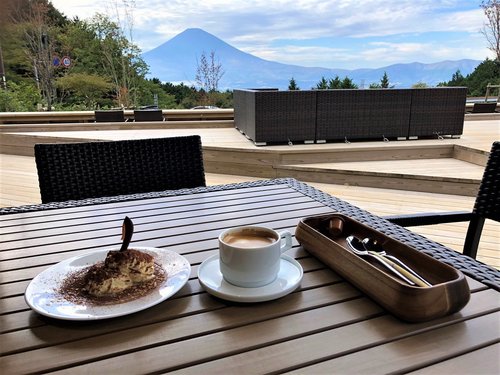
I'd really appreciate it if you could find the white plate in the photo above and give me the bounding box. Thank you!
[25,247,191,321]
[198,254,303,303]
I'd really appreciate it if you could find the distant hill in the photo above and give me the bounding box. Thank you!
[142,28,481,90]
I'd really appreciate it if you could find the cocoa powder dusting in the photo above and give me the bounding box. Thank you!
[58,262,166,306]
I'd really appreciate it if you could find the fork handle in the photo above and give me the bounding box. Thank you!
[382,254,432,287]
[367,252,416,286]
[375,254,431,287]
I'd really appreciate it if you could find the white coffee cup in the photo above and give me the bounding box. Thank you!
[218,226,293,288]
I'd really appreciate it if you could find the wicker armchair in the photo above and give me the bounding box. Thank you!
[384,141,500,259]
[134,110,164,121]
[34,136,206,203]
[94,110,126,122]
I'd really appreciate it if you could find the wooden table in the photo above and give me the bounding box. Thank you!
[1,179,499,374]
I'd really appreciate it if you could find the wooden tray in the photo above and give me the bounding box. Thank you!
[295,213,470,322]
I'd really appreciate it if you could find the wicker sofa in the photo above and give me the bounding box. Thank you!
[234,87,467,145]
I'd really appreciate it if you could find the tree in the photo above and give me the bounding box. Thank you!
[315,77,328,89]
[195,50,225,105]
[437,69,466,87]
[380,71,391,88]
[132,79,176,109]
[56,72,113,108]
[315,75,357,89]
[100,0,147,108]
[158,81,197,107]
[288,77,299,90]
[1,1,170,111]
[462,58,500,96]
[341,76,358,89]
[88,13,147,108]
[450,70,466,85]
[437,59,500,95]
[328,76,342,89]
[0,80,41,111]
[9,0,67,110]
[208,90,233,108]
[370,71,392,88]
[480,0,500,61]
[412,82,429,88]
[58,20,103,76]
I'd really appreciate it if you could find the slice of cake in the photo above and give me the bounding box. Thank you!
[85,249,155,297]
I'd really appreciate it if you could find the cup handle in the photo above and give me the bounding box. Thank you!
[279,230,293,253]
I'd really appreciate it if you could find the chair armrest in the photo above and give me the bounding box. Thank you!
[384,211,473,227]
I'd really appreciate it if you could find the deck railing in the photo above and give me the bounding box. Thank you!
[0,109,234,124]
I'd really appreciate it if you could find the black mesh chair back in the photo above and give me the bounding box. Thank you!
[474,141,500,221]
[462,141,500,257]
[35,136,206,203]
[134,110,164,122]
[95,110,125,122]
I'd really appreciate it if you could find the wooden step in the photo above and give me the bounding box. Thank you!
[276,158,484,196]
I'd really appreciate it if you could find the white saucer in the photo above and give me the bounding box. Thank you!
[198,254,303,303]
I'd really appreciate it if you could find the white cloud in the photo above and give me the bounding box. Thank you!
[49,0,491,68]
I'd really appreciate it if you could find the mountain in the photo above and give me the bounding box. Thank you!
[142,28,481,90]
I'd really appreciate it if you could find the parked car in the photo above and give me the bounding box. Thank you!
[190,106,219,110]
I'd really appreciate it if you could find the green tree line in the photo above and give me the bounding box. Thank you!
[437,59,500,96]
[290,62,499,93]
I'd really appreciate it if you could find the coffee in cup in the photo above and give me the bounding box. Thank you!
[222,229,276,248]
[218,226,293,288]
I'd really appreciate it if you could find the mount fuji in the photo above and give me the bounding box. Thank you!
[142,28,480,90]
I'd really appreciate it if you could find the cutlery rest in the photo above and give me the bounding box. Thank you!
[295,213,470,322]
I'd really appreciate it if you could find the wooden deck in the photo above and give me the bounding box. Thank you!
[0,117,498,268]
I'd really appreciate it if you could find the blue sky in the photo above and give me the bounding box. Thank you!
[50,0,492,69]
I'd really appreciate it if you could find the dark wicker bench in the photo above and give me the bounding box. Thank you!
[94,110,126,122]
[134,109,164,121]
[471,102,498,113]
[234,88,466,145]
